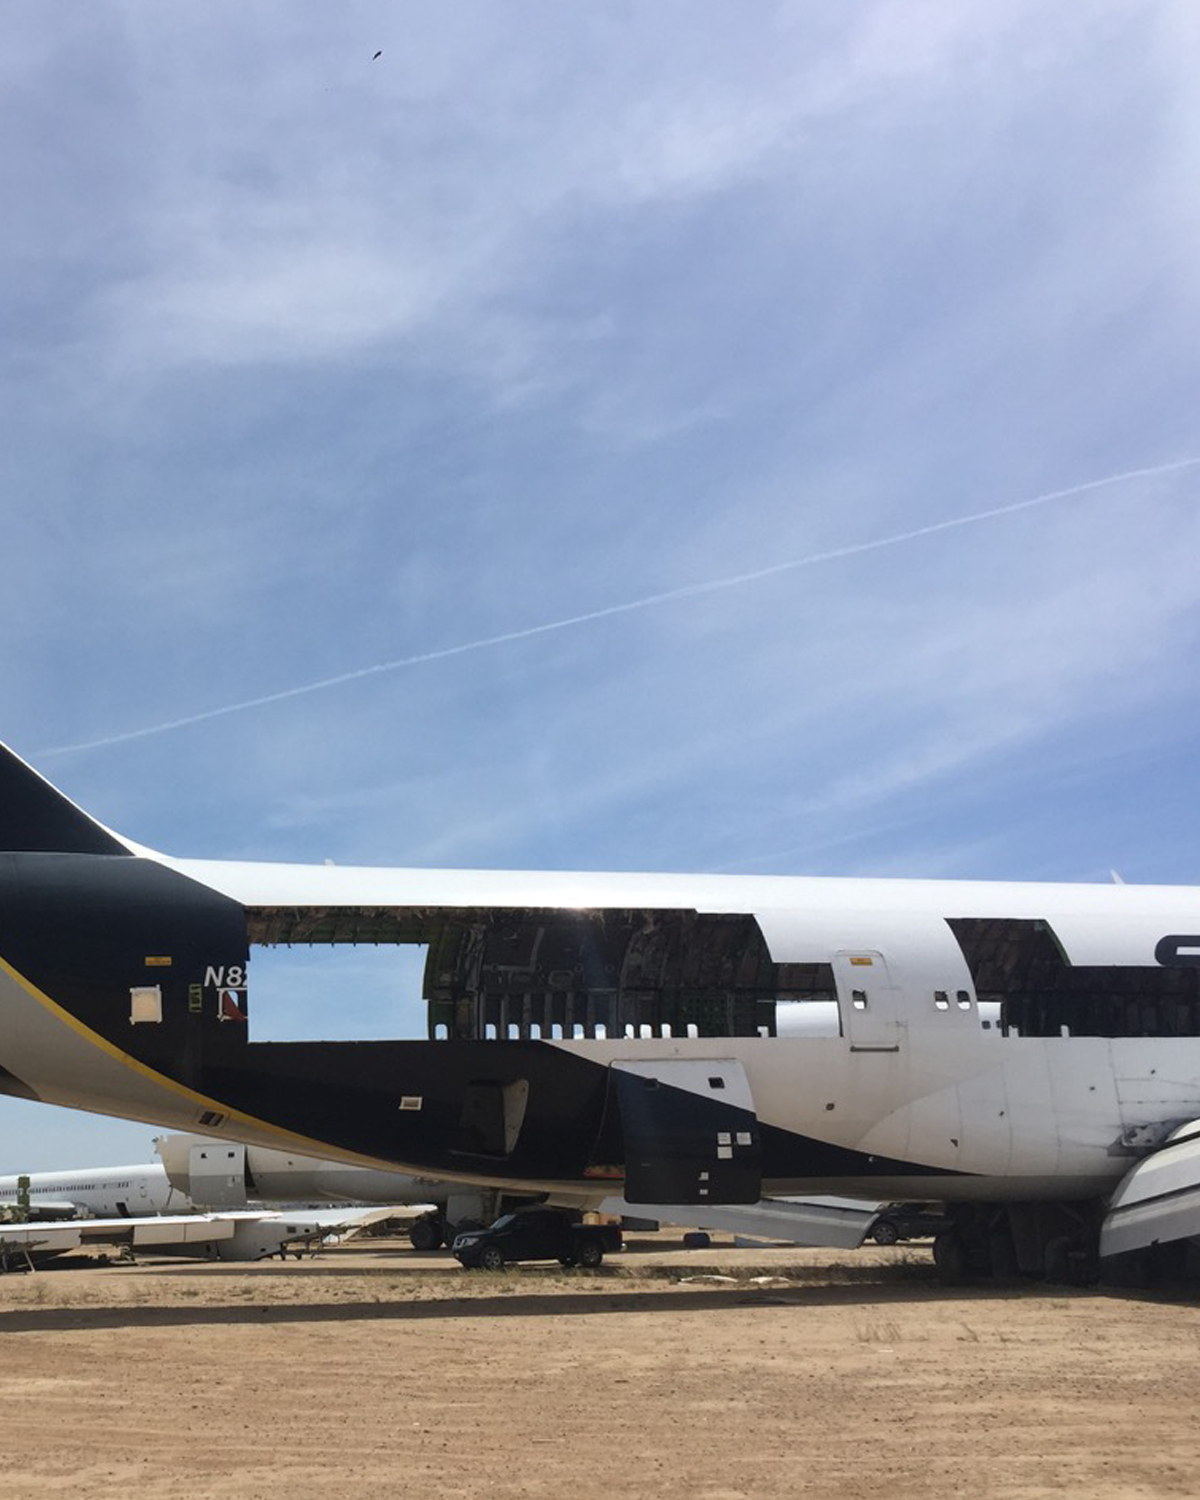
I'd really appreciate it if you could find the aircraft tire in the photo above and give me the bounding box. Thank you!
[409,1218,443,1252]
[932,1231,968,1283]
[1043,1234,1093,1285]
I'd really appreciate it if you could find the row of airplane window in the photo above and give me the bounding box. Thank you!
[0,1180,132,1196]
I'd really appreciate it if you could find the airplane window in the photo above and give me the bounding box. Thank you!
[852,990,868,1010]
[956,991,972,1010]
[934,991,949,1011]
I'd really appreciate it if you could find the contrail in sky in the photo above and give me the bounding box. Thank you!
[37,456,1200,758]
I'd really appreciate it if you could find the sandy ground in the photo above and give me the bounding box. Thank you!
[0,1234,1197,1500]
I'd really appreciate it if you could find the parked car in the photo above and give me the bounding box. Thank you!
[868,1203,947,1245]
[452,1208,622,1269]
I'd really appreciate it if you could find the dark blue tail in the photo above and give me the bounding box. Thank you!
[0,745,130,855]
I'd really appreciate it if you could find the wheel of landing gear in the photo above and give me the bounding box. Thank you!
[408,1218,443,1252]
[1043,1235,1072,1284]
[933,1231,968,1283]
[986,1228,1019,1281]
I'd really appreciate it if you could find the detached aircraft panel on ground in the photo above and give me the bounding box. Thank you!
[4,742,1200,1280]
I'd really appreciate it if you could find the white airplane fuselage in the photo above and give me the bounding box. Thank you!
[0,1163,190,1218]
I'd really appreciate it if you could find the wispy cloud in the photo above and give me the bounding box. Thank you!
[37,457,1196,759]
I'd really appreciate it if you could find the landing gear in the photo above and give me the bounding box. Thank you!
[986,1227,1019,1282]
[408,1216,445,1252]
[1042,1235,1073,1285]
[932,1230,969,1283]
[930,1203,1102,1287]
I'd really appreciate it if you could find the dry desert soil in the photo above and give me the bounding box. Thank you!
[0,1234,1197,1500]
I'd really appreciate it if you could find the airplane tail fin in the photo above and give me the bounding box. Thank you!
[0,744,133,855]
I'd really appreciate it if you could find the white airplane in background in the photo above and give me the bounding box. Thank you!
[2,741,1200,1284]
[0,1161,191,1219]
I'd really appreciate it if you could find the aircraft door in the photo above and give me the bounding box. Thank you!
[834,950,902,1052]
[611,1058,761,1205]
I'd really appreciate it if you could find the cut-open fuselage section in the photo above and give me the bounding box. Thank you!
[247,905,840,1043]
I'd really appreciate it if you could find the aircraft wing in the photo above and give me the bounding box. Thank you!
[0,1212,242,1257]
[267,1205,401,1239]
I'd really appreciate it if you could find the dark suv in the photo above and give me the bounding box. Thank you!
[452,1209,621,1270]
[868,1203,947,1245]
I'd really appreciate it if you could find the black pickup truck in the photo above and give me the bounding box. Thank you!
[452,1208,622,1270]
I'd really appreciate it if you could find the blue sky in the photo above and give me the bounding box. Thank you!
[3,2,1200,1170]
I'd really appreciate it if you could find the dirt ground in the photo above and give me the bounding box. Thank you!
[0,1233,1197,1500]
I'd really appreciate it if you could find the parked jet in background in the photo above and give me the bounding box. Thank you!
[2,742,1200,1282]
[0,1161,191,1219]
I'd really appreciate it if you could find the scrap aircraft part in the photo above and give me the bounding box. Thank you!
[597,1194,879,1248]
[155,1132,479,1228]
[1100,1119,1200,1259]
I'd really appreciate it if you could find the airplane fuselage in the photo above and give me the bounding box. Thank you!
[0,1161,190,1218]
[2,838,1198,1210]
